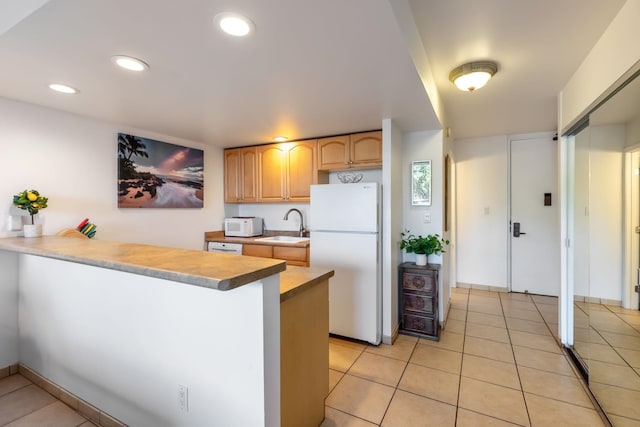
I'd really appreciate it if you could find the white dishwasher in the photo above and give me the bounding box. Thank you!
[207,241,243,255]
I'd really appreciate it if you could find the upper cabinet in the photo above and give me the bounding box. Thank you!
[257,140,324,203]
[318,131,382,171]
[224,130,379,203]
[224,147,257,203]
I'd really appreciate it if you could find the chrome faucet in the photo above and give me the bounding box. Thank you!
[283,208,305,237]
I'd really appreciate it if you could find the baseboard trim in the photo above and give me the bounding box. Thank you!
[17,364,126,427]
[0,363,19,379]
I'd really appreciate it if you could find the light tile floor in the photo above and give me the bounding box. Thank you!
[323,288,608,427]
[2,288,629,426]
[0,374,95,426]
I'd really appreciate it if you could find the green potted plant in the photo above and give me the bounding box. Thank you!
[400,230,449,266]
[13,189,48,237]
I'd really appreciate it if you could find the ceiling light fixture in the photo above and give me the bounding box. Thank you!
[273,136,288,142]
[48,83,78,94]
[449,61,498,92]
[214,12,255,37]
[111,55,149,72]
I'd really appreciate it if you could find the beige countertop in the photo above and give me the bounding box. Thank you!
[280,265,334,302]
[204,230,310,248]
[0,236,286,291]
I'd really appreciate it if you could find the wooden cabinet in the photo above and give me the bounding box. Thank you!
[243,243,310,267]
[317,130,382,170]
[280,278,328,427]
[242,244,273,259]
[224,147,257,203]
[398,263,440,340]
[257,140,322,203]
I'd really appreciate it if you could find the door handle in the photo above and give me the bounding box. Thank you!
[513,222,526,237]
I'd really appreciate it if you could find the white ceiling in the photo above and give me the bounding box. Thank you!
[0,0,627,147]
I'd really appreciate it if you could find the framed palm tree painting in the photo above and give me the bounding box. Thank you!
[411,160,431,206]
[117,133,204,208]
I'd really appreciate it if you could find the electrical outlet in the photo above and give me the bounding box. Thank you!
[178,385,189,412]
[423,212,431,224]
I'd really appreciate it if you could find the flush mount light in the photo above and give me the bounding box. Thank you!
[214,12,255,37]
[49,83,78,94]
[111,55,149,72]
[273,136,288,142]
[449,61,498,92]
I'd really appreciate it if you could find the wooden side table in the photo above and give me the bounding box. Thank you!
[398,262,440,341]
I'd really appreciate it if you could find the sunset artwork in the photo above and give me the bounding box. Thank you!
[117,133,204,208]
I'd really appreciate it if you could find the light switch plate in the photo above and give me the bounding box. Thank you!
[423,212,431,224]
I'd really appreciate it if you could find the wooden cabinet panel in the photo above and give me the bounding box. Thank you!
[350,131,382,167]
[281,280,328,427]
[317,131,382,171]
[317,135,349,170]
[241,243,309,266]
[257,144,286,202]
[241,148,257,202]
[274,246,308,263]
[224,149,241,202]
[287,141,316,202]
[224,147,257,203]
[243,244,273,258]
[258,141,319,203]
[402,272,436,292]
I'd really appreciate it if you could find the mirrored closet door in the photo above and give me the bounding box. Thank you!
[566,72,640,425]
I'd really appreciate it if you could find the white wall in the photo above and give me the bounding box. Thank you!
[589,125,625,301]
[401,130,448,322]
[0,97,225,250]
[0,250,19,368]
[18,254,280,426]
[454,136,509,288]
[236,203,310,234]
[560,1,640,132]
[401,130,444,260]
[626,118,640,147]
[382,118,403,343]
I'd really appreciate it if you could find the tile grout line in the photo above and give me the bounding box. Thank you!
[453,289,470,427]
[500,292,533,427]
[373,335,419,425]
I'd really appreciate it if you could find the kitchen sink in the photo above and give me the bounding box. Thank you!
[255,236,310,244]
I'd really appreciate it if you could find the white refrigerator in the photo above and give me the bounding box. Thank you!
[309,182,381,345]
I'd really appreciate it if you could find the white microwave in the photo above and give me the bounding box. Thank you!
[224,217,263,237]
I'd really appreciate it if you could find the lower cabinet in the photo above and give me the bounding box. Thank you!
[398,262,440,340]
[243,244,310,267]
[280,279,328,427]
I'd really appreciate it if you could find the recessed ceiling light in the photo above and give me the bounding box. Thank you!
[273,136,288,142]
[214,12,255,37]
[48,83,78,94]
[111,55,149,72]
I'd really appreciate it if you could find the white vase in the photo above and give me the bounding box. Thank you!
[23,224,42,238]
[428,254,438,265]
[415,253,427,266]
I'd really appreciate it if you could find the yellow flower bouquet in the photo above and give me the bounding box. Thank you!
[13,189,48,224]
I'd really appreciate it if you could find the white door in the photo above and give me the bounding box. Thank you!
[511,137,560,295]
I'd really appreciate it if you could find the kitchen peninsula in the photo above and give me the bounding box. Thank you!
[0,236,332,427]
